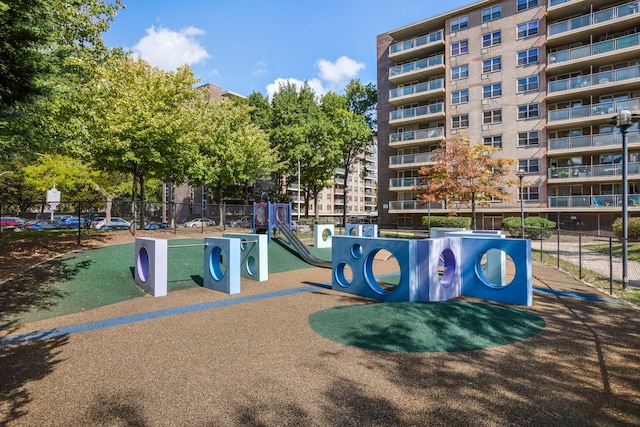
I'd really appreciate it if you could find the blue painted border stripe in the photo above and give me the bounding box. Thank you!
[1,285,319,348]
[533,287,622,304]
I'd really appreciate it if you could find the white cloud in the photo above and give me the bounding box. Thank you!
[315,56,365,87]
[133,26,210,71]
[252,60,268,76]
[266,77,326,99]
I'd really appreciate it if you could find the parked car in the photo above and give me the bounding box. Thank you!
[291,220,311,233]
[23,219,68,231]
[227,216,252,228]
[54,215,86,228]
[184,218,216,228]
[93,217,131,230]
[143,222,170,230]
[0,216,24,231]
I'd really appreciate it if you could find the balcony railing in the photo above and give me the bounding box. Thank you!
[548,1,639,37]
[390,103,445,121]
[389,152,437,167]
[389,54,444,78]
[548,33,639,65]
[389,30,444,55]
[548,65,640,94]
[548,98,640,123]
[389,79,444,100]
[389,177,422,189]
[548,194,640,208]
[548,162,640,179]
[389,200,444,210]
[390,127,445,144]
[548,130,640,151]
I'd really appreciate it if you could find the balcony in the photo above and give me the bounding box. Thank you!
[389,30,444,62]
[548,130,640,152]
[548,1,639,40]
[548,194,640,208]
[548,162,640,181]
[547,65,640,100]
[388,200,444,211]
[390,103,445,127]
[389,79,444,106]
[389,54,445,85]
[547,98,640,129]
[390,127,444,148]
[389,152,437,169]
[389,177,421,190]
[547,33,640,71]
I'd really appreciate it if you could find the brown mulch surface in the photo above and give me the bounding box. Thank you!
[1,232,639,426]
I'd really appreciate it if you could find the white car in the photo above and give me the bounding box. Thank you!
[184,218,217,228]
[291,220,311,233]
[93,217,131,230]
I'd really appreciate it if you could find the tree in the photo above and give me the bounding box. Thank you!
[79,56,201,228]
[416,135,516,230]
[187,96,276,223]
[322,80,376,227]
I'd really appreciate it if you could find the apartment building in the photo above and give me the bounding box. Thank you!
[287,144,378,220]
[377,0,640,232]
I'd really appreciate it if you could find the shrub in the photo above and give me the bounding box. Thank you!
[422,215,471,229]
[502,216,556,239]
[612,217,640,240]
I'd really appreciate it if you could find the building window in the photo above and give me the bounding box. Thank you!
[451,40,469,56]
[519,158,539,174]
[452,114,469,129]
[522,186,540,201]
[451,16,468,32]
[483,83,502,98]
[483,109,502,124]
[517,48,539,65]
[451,64,469,80]
[518,131,539,146]
[517,0,539,12]
[482,30,501,48]
[518,103,539,119]
[483,135,502,148]
[452,89,469,104]
[482,5,501,22]
[517,20,539,39]
[517,75,539,93]
[482,57,501,73]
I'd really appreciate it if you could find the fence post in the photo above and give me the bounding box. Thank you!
[578,233,582,280]
[609,236,613,295]
[77,201,81,245]
[556,228,560,268]
[539,230,543,262]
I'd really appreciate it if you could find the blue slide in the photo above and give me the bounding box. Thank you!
[276,224,332,269]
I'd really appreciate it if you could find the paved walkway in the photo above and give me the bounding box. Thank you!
[1,262,639,426]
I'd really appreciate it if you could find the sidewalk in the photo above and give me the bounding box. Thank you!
[1,261,639,426]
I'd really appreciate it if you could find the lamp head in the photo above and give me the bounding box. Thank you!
[515,169,526,179]
[617,109,633,127]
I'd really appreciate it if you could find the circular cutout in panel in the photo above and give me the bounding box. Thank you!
[351,243,363,258]
[246,255,257,276]
[137,247,150,282]
[438,248,456,288]
[365,249,401,294]
[348,227,358,236]
[322,228,332,242]
[477,249,516,288]
[208,246,226,281]
[256,205,268,224]
[240,238,248,251]
[276,206,287,223]
[309,301,546,353]
[335,262,353,287]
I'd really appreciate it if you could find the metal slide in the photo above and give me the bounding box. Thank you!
[276,224,332,269]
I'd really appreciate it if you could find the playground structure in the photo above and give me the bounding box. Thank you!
[135,196,531,306]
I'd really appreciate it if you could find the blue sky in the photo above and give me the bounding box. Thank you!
[103,0,473,97]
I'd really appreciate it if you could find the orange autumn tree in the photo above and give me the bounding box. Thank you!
[416,135,517,230]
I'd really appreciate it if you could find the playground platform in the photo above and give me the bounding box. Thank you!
[1,257,639,425]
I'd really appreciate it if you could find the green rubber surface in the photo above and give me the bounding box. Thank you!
[308,301,546,353]
[6,238,322,324]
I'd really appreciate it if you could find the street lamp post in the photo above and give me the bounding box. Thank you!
[614,109,635,291]
[516,169,526,238]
